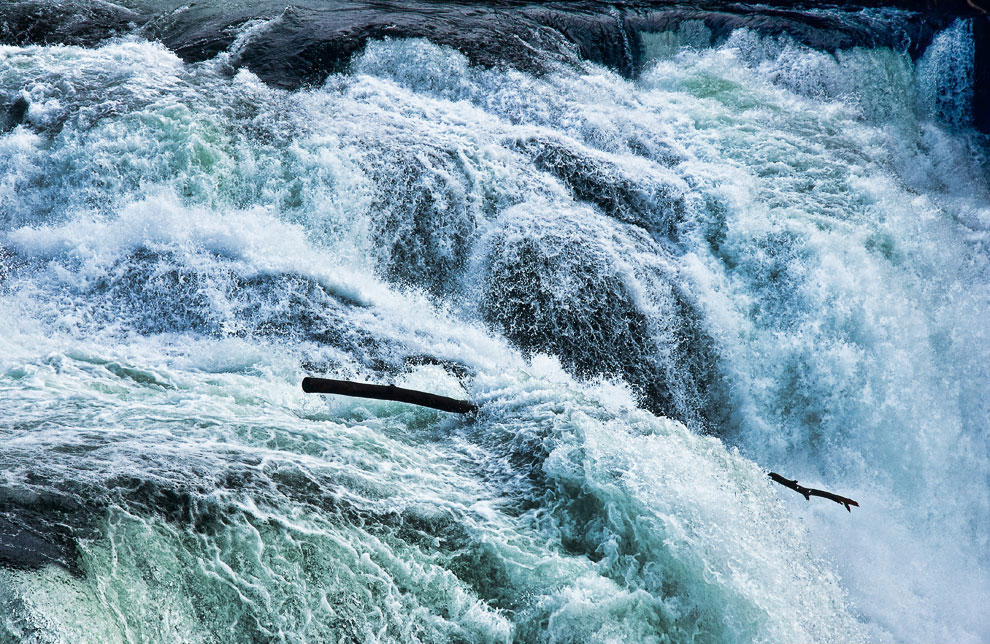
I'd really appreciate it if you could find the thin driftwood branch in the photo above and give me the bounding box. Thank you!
[768,472,859,512]
[302,377,478,414]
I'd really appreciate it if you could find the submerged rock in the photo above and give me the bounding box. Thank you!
[480,207,729,432]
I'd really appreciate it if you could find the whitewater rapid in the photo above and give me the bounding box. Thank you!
[1,11,988,644]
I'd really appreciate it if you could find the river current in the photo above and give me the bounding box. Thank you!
[1,6,988,643]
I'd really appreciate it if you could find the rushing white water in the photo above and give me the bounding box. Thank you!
[0,15,987,644]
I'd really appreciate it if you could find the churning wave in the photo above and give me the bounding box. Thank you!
[1,3,988,642]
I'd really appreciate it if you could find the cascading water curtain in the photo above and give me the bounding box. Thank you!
[1,7,988,644]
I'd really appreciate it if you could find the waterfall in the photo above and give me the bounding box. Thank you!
[1,6,988,643]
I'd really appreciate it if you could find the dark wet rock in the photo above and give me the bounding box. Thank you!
[1,1,972,86]
[0,488,91,575]
[514,135,686,243]
[20,244,462,383]
[480,216,729,431]
[1,1,986,130]
[151,1,990,135]
[625,6,935,62]
[152,2,952,88]
[86,248,379,351]
[104,474,229,534]
[137,1,981,86]
[0,450,397,575]
[0,0,139,47]
[1,96,28,134]
[146,3,585,88]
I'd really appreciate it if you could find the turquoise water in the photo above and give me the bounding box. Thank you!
[1,17,988,643]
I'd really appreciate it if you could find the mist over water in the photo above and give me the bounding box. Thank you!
[1,8,988,643]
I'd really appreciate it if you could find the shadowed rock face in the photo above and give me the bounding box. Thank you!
[0,2,977,72]
[513,136,686,242]
[0,0,990,131]
[0,492,90,575]
[3,1,984,128]
[139,2,977,86]
[0,456,420,575]
[479,206,730,431]
[0,96,28,134]
[0,0,139,47]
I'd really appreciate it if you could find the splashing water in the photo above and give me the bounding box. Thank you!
[1,11,988,644]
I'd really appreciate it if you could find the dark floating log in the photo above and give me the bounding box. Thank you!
[768,472,860,512]
[302,377,478,414]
